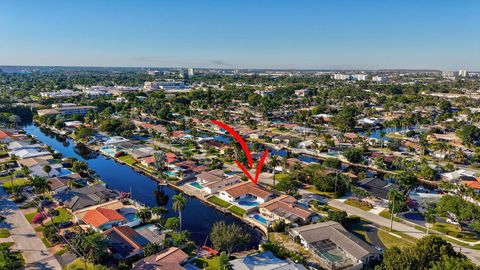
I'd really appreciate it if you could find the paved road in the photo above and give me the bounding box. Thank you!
[0,187,62,270]
[327,198,480,264]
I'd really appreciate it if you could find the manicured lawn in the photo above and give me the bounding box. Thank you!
[193,256,221,270]
[0,174,14,181]
[344,199,373,211]
[207,196,231,208]
[46,208,73,225]
[0,228,10,238]
[305,186,334,198]
[24,212,37,224]
[229,205,246,216]
[65,258,96,270]
[379,209,402,222]
[377,230,413,249]
[433,222,479,242]
[345,222,371,244]
[41,237,55,248]
[117,154,137,165]
[2,178,29,188]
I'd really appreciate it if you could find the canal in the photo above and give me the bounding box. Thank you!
[24,124,262,250]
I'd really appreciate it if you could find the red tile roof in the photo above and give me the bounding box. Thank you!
[82,207,126,228]
[260,195,314,221]
[222,181,271,199]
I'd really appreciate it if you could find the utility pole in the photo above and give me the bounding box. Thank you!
[390,195,395,232]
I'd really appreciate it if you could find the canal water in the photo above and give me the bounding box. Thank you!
[24,124,262,249]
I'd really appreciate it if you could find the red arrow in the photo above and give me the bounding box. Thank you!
[211,120,268,185]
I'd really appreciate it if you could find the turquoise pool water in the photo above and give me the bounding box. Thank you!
[189,182,203,189]
[124,212,138,222]
[164,171,176,177]
[58,168,73,177]
[238,200,259,206]
[253,214,268,224]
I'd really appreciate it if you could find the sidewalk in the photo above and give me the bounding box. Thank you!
[0,187,62,270]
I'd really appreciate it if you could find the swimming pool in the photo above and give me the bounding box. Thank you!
[253,214,269,225]
[124,212,139,222]
[58,168,73,177]
[189,182,203,189]
[164,171,177,177]
[238,200,259,206]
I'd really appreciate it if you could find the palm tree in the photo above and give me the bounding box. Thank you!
[31,176,51,194]
[268,156,280,186]
[172,193,187,231]
[136,207,152,223]
[424,208,436,235]
[380,131,386,148]
[388,188,403,231]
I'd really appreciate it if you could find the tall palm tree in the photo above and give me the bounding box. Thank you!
[172,193,187,231]
[268,156,280,186]
[31,176,51,194]
[388,188,403,231]
[424,208,436,235]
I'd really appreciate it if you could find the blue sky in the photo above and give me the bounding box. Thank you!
[1,0,479,70]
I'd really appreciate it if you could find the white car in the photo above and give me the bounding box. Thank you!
[446,218,459,225]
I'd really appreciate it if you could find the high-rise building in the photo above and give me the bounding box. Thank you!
[187,68,194,77]
[442,70,458,79]
[352,74,368,81]
[459,69,468,77]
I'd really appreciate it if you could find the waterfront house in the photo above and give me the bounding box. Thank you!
[10,148,52,159]
[219,181,273,212]
[104,226,151,259]
[82,207,127,231]
[230,251,307,270]
[195,170,243,194]
[259,195,314,225]
[0,130,13,143]
[289,221,380,269]
[17,155,54,168]
[132,247,189,270]
[53,185,119,211]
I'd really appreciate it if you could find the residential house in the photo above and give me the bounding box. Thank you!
[356,178,400,201]
[53,185,118,211]
[230,251,307,270]
[259,195,314,225]
[82,207,127,231]
[104,226,151,259]
[196,170,243,194]
[219,181,273,207]
[132,247,189,270]
[289,221,380,269]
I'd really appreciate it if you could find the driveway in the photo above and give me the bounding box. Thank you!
[0,187,62,270]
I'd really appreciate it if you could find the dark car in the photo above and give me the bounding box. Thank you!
[41,200,53,206]
[58,221,72,228]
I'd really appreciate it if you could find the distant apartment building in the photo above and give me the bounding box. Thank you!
[144,80,188,91]
[333,74,351,80]
[372,76,387,82]
[442,70,458,79]
[40,89,82,98]
[352,74,368,81]
[459,69,468,77]
[187,68,194,77]
[37,103,96,116]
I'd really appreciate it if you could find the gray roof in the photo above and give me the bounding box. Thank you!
[357,177,400,200]
[291,221,379,260]
[53,185,118,211]
[230,251,307,270]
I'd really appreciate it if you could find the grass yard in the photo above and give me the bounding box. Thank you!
[345,222,371,244]
[193,256,221,270]
[65,258,97,270]
[377,230,414,249]
[24,212,37,224]
[207,196,232,208]
[46,208,73,225]
[433,222,479,242]
[379,209,402,222]
[0,228,10,238]
[117,154,137,165]
[344,199,373,211]
[229,205,247,216]
[2,178,29,189]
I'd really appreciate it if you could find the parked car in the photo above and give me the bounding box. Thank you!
[41,199,53,206]
[23,186,34,192]
[58,221,72,228]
